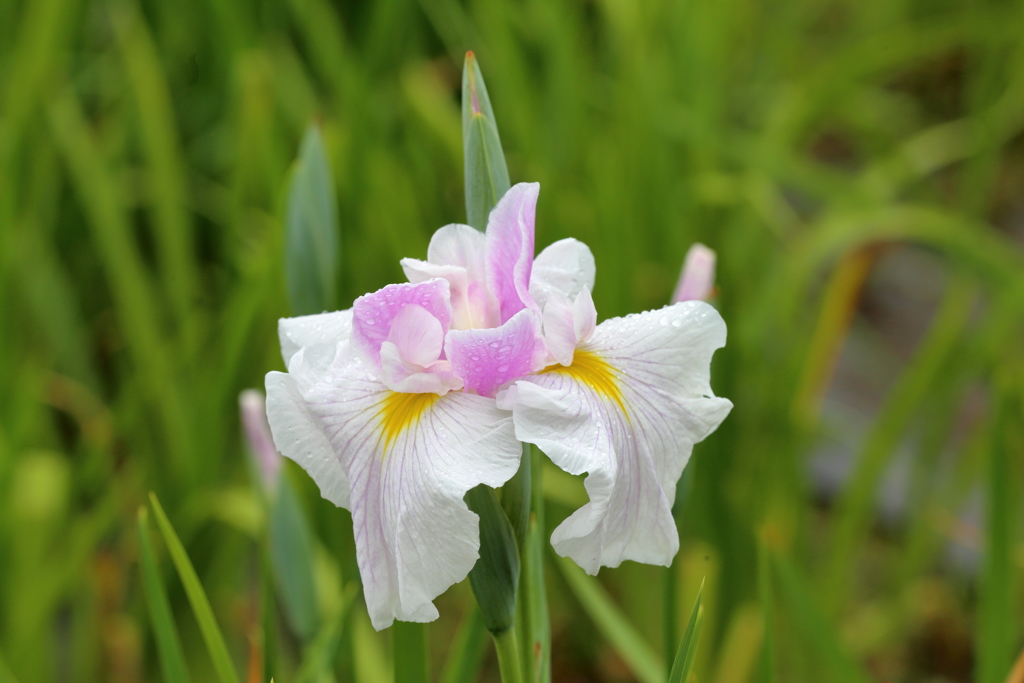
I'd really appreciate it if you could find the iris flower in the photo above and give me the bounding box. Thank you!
[496,261,732,575]
[265,183,594,629]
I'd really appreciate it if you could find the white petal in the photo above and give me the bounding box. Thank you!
[278,309,353,368]
[529,238,596,312]
[573,287,597,342]
[427,224,487,283]
[542,292,577,366]
[265,371,349,509]
[295,354,521,630]
[503,301,732,574]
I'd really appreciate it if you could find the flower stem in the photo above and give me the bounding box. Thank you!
[493,628,524,683]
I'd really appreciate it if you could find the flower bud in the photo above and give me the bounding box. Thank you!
[672,243,716,303]
[239,389,281,494]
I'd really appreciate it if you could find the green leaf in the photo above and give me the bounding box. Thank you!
[392,621,429,683]
[772,552,871,683]
[439,606,489,683]
[293,583,358,683]
[667,579,704,683]
[462,51,510,230]
[0,647,18,683]
[976,381,1017,683]
[502,444,531,552]
[466,485,520,635]
[822,279,973,614]
[268,475,319,642]
[148,492,240,683]
[757,536,777,683]
[286,123,339,316]
[137,507,193,683]
[554,554,663,683]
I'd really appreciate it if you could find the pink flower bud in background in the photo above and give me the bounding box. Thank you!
[239,389,282,493]
[672,243,716,303]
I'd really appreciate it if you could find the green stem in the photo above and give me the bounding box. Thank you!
[493,628,524,683]
[392,621,428,683]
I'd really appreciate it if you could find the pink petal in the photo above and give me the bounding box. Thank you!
[485,183,539,324]
[386,305,444,367]
[379,342,463,395]
[352,280,452,371]
[672,243,716,303]
[445,310,547,398]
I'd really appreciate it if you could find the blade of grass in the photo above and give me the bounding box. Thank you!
[48,91,194,484]
[149,492,240,683]
[293,583,358,683]
[772,552,871,683]
[977,380,1017,683]
[757,533,776,683]
[554,554,663,683]
[138,507,193,683]
[439,605,489,683]
[392,622,429,683]
[667,579,705,683]
[111,2,198,351]
[0,648,17,683]
[822,279,973,614]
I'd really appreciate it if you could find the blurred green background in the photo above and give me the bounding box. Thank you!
[2,0,1023,681]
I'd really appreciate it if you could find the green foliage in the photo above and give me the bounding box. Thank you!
[148,493,240,683]
[463,51,511,230]
[137,508,193,683]
[556,554,664,683]
[268,476,319,642]
[466,485,521,635]
[667,581,704,683]
[2,0,1024,680]
[286,124,339,316]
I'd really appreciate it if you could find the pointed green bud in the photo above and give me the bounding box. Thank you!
[286,124,339,316]
[501,443,531,551]
[462,51,511,231]
[465,484,520,635]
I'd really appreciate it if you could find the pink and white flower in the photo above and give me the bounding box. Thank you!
[498,284,732,575]
[265,183,589,629]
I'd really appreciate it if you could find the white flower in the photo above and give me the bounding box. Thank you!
[498,290,732,574]
[265,183,591,629]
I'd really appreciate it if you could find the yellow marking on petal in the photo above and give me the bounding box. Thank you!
[377,391,440,453]
[542,349,626,415]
